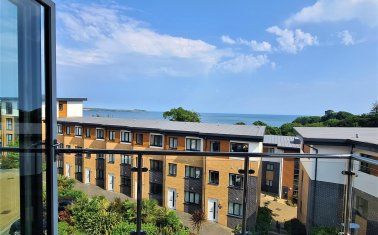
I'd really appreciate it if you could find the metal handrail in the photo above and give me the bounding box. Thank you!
[1,147,376,235]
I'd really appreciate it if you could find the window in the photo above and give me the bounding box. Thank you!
[168,163,177,176]
[121,155,132,165]
[355,196,368,217]
[57,124,63,134]
[266,180,273,186]
[149,183,162,194]
[169,137,178,149]
[58,103,63,111]
[121,131,131,143]
[230,142,249,152]
[66,126,71,135]
[359,154,375,175]
[229,174,243,188]
[97,154,105,159]
[75,126,82,136]
[267,147,275,153]
[5,102,12,114]
[75,164,82,173]
[228,202,242,216]
[6,118,12,130]
[6,134,13,145]
[186,138,201,151]
[85,128,91,138]
[184,191,200,204]
[109,131,116,141]
[209,171,219,185]
[96,128,104,140]
[211,141,220,152]
[108,154,115,163]
[97,170,104,179]
[150,134,163,147]
[135,133,143,145]
[150,160,163,172]
[267,163,274,171]
[185,166,201,179]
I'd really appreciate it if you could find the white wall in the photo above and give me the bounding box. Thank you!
[66,101,83,117]
[300,145,350,185]
[352,148,378,197]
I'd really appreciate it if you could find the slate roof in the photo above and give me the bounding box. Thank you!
[263,135,301,149]
[58,117,266,139]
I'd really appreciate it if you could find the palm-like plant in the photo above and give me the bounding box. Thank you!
[190,210,206,235]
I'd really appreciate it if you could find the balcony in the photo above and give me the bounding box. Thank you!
[1,146,377,235]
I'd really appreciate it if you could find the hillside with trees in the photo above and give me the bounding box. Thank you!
[253,102,378,136]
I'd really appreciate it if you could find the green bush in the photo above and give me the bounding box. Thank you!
[58,221,82,235]
[310,226,339,235]
[70,196,121,235]
[0,141,19,169]
[255,206,273,235]
[284,218,306,235]
[111,222,158,235]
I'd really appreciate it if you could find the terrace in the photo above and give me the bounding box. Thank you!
[1,0,377,235]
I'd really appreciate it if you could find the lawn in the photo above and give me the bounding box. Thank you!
[0,169,20,233]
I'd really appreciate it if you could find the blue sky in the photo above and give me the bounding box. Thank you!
[56,0,378,115]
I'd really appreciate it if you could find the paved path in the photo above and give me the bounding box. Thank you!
[74,182,233,235]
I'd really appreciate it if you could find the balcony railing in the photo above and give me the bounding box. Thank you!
[0,146,377,235]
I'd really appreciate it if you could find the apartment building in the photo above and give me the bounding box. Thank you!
[261,135,301,201]
[0,97,87,147]
[56,116,266,229]
[295,127,378,235]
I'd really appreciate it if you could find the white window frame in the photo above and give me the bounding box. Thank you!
[210,140,220,152]
[185,137,203,151]
[74,126,82,137]
[168,137,178,149]
[149,133,164,148]
[96,128,105,140]
[109,130,116,141]
[120,130,132,143]
[121,154,132,165]
[57,124,63,135]
[6,118,13,130]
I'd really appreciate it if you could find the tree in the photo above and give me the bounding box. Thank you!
[253,120,267,126]
[235,122,246,125]
[0,140,19,169]
[163,107,200,122]
[371,101,378,114]
[190,210,206,235]
[255,206,273,234]
[284,218,306,235]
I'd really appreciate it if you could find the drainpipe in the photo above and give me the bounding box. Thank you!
[308,145,318,227]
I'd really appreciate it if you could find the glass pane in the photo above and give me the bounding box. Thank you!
[1,0,46,233]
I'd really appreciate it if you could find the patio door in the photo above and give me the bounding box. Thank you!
[208,198,218,222]
[0,0,57,234]
[108,174,115,191]
[85,168,91,184]
[167,188,176,209]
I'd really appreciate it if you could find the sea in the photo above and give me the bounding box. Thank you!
[84,108,300,127]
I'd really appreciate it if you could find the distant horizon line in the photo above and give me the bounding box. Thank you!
[83,106,309,117]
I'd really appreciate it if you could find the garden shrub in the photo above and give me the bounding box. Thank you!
[111,222,158,235]
[255,206,273,234]
[311,226,339,235]
[70,196,121,235]
[284,218,307,235]
[58,221,82,235]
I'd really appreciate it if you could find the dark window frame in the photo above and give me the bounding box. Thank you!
[135,133,143,145]
[185,166,201,179]
[169,137,178,149]
[186,138,201,151]
[150,160,163,172]
[209,170,219,185]
[150,134,163,147]
[168,163,177,176]
[229,173,243,188]
[96,128,105,140]
[228,202,243,216]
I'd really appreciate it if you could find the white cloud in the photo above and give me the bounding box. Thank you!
[338,30,355,46]
[221,35,236,45]
[220,35,272,52]
[57,4,268,76]
[216,54,269,73]
[285,0,378,27]
[266,26,318,54]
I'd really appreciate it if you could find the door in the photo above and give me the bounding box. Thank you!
[167,188,176,209]
[108,174,115,191]
[85,168,91,184]
[208,198,218,222]
[65,164,70,177]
